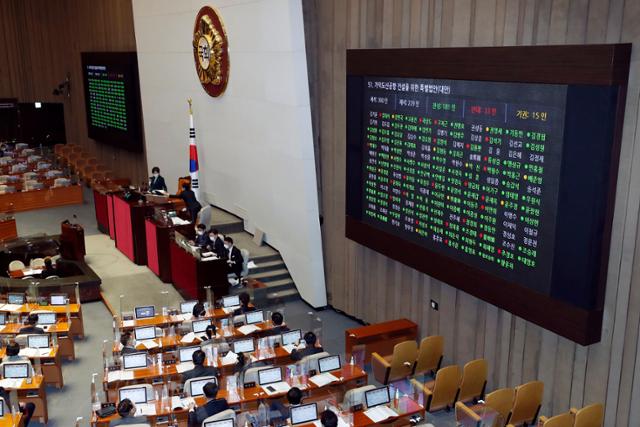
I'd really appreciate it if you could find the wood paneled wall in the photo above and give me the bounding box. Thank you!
[0,0,147,183]
[303,0,640,424]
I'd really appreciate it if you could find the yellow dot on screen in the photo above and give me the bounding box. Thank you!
[485,127,489,132]
[500,200,505,206]
[524,175,528,180]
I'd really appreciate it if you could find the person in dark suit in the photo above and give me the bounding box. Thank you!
[187,381,229,427]
[120,332,137,355]
[269,387,303,423]
[207,228,225,257]
[148,166,167,192]
[19,313,45,335]
[320,410,338,427]
[0,386,36,426]
[232,292,256,316]
[193,224,209,248]
[172,183,202,222]
[224,236,243,279]
[181,350,219,383]
[40,257,57,279]
[290,331,324,361]
[109,399,148,426]
[269,312,289,335]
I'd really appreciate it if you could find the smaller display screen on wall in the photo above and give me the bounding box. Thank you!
[81,52,143,152]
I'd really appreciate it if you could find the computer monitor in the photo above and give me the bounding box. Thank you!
[179,346,200,363]
[123,353,148,370]
[189,377,216,397]
[134,306,155,319]
[0,401,3,417]
[36,313,56,325]
[49,294,67,306]
[7,293,24,305]
[365,386,391,408]
[0,313,6,325]
[119,387,147,404]
[232,338,254,354]
[180,300,198,314]
[222,295,239,308]
[3,363,30,379]
[245,310,263,325]
[203,420,234,427]
[258,367,282,386]
[192,319,211,334]
[27,334,50,349]
[281,329,301,346]
[290,403,319,426]
[134,326,156,341]
[318,355,341,373]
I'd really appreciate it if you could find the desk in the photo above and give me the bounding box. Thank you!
[170,241,229,301]
[8,267,43,279]
[0,218,17,242]
[0,413,23,427]
[92,181,128,235]
[0,346,64,388]
[145,218,192,283]
[0,321,75,360]
[118,308,247,331]
[0,185,83,213]
[0,303,84,339]
[345,319,418,364]
[0,375,48,424]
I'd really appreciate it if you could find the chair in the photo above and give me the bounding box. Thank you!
[30,258,46,268]
[371,340,418,384]
[53,177,71,187]
[572,403,603,427]
[298,351,331,373]
[243,367,267,385]
[8,260,25,272]
[197,205,213,227]
[414,335,444,377]
[342,384,376,410]
[485,388,516,425]
[411,364,461,412]
[118,384,155,402]
[232,315,246,326]
[202,409,236,426]
[23,172,37,180]
[184,376,217,397]
[536,412,574,427]
[506,381,544,426]
[457,359,488,403]
[0,185,15,194]
[45,275,60,279]
[14,334,28,347]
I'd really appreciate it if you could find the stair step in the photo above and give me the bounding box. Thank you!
[216,221,244,234]
[252,253,282,264]
[266,288,301,304]
[251,268,290,282]
[250,260,285,274]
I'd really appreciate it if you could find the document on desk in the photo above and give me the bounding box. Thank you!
[107,370,134,382]
[237,324,261,335]
[138,339,159,350]
[222,306,240,314]
[176,362,194,374]
[282,344,297,354]
[364,406,398,423]
[309,372,339,387]
[135,403,156,416]
[261,381,291,396]
[181,332,197,343]
[1,304,22,312]
[122,320,135,327]
[171,217,190,226]
[0,378,23,389]
[221,351,238,365]
[171,396,194,410]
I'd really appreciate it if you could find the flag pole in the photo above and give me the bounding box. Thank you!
[188,98,200,201]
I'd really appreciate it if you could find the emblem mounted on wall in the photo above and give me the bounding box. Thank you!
[192,6,229,97]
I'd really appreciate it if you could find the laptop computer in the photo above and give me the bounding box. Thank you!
[119,386,148,404]
[49,294,67,306]
[134,326,156,341]
[281,329,301,346]
[3,363,30,379]
[179,346,200,363]
[203,420,234,427]
[192,319,211,334]
[258,367,290,395]
[232,338,254,354]
[189,377,217,397]
[123,352,148,370]
[365,386,391,408]
[318,355,341,373]
[7,293,24,305]
[180,300,198,314]
[36,312,56,327]
[222,295,240,308]
[134,306,155,319]
[245,310,263,325]
[27,334,50,349]
[290,403,319,426]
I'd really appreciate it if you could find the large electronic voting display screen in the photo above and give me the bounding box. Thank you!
[346,45,631,345]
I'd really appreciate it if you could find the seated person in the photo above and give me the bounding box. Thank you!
[200,324,229,353]
[232,292,256,316]
[0,386,36,426]
[187,381,229,427]
[207,228,225,258]
[3,341,30,364]
[269,387,303,423]
[148,166,167,192]
[320,410,338,427]
[270,312,289,335]
[193,224,210,248]
[182,349,219,383]
[119,332,138,355]
[109,398,148,426]
[223,236,243,280]
[290,331,324,361]
[19,313,45,334]
[180,302,207,334]
[40,257,57,279]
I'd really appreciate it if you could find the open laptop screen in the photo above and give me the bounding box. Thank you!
[119,387,147,404]
[134,306,155,319]
[123,353,148,370]
[27,334,50,349]
[365,386,391,408]
[258,367,282,385]
[291,403,319,425]
[180,300,198,314]
[318,355,341,373]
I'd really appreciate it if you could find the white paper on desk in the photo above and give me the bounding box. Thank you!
[364,406,397,423]
[171,217,190,226]
[22,269,38,276]
[237,324,261,335]
[248,261,257,269]
[221,351,238,365]
[175,313,191,321]
[19,348,38,358]
[0,378,23,389]
[171,396,194,410]
[176,362,194,373]
[107,370,134,382]
[222,306,240,314]
[181,332,197,343]
[1,304,22,312]
[122,320,135,327]
[135,403,156,416]
[282,344,297,354]
[309,372,339,387]
[201,252,216,258]
[139,340,159,350]
[38,348,52,357]
[261,381,291,396]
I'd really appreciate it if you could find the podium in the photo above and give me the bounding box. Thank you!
[60,221,85,261]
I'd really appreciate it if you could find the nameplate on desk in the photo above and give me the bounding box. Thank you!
[243,381,255,388]
[309,369,317,377]
[351,404,363,412]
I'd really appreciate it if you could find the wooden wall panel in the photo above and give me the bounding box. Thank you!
[304,0,640,424]
[0,0,147,183]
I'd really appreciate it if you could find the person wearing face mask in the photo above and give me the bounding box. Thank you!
[148,166,167,192]
[194,224,210,248]
[207,228,225,258]
[223,236,243,280]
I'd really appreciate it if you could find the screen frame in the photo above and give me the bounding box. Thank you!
[258,367,282,385]
[290,403,319,425]
[345,44,631,346]
[365,386,391,409]
[119,387,148,404]
[232,338,255,354]
[318,355,341,373]
[134,306,155,319]
[3,363,30,379]
[123,352,148,370]
[27,334,50,349]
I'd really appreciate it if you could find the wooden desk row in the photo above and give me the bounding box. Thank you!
[0,321,75,360]
[0,303,84,339]
[0,185,83,213]
[119,307,242,331]
[0,375,48,424]
[0,347,63,389]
